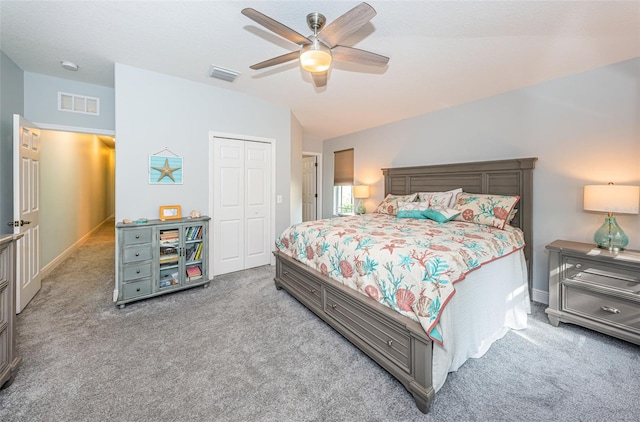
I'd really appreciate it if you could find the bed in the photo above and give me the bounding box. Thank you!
[273,157,537,413]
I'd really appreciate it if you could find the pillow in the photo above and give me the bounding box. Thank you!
[418,188,462,207]
[396,201,429,219]
[453,193,520,229]
[374,193,418,215]
[506,208,518,224]
[422,206,461,223]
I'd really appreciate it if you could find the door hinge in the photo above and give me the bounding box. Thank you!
[315,194,318,198]
[314,163,318,167]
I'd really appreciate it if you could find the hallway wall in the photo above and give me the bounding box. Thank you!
[40,130,115,273]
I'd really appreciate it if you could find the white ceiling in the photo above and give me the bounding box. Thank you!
[1,1,638,140]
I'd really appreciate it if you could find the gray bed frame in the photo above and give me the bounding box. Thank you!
[273,157,537,413]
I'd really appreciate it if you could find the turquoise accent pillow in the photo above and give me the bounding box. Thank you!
[397,209,427,219]
[422,206,461,223]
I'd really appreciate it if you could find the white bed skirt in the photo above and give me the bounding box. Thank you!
[432,250,530,391]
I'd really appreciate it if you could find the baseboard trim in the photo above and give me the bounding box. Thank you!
[41,216,114,280]
[531,288,549,305]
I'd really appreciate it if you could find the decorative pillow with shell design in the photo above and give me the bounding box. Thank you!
[422,205,461,223]
[453,193,520,229]
[374,193,418,215]
[396,201,430,219]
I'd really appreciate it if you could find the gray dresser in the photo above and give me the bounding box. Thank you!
[0,234,22,389]
[116,217,210,308]
[546,240,640,345]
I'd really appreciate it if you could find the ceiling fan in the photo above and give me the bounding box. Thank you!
[241,2,389,87]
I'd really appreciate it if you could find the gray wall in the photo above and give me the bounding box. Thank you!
[24,72,115,132]
[322,58,640,302]
[290,113,303,224]
[114,63,293,235]
[0,51,24,235]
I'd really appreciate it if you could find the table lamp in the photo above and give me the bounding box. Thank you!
[353,185,370,215]
[583,183,640,251]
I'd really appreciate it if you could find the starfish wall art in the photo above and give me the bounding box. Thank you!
[149,155,183,184]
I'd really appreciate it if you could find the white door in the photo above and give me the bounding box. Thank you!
[212,138,272,275]
[213,138,245,275]
[12,114,41,313]
[245,142,271,269]
[302,156,317,221]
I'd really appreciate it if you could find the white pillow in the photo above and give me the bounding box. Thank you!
[418,188,462,208]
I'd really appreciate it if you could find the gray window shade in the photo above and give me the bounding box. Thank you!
[334,148,354,186]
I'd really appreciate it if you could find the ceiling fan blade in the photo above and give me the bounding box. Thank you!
[250,51,300,70]
[317,2,376,48]
[242,8,311,46]
[331,46,389,66]
[312,72,327,87]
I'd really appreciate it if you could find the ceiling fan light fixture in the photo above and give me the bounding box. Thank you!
[300,39,332,73]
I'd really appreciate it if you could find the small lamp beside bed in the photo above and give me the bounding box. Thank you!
[583,183,640,251]
[354,185,370,215]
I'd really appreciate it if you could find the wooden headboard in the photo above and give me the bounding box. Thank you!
[382,157,537,294]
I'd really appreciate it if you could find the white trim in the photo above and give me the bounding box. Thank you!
[33,122,115,136]
[302,151,322,221]
[531,288,549,305]
[208,131,277,268]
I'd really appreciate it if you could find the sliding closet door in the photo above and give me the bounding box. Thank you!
[213,138,271,276]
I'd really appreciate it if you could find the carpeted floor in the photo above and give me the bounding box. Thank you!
[0,220,638,421]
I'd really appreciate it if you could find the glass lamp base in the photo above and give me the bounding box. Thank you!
[356,200,366,215]
[594,216,629,252]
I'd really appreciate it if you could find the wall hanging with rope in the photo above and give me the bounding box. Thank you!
[149,147,183,185]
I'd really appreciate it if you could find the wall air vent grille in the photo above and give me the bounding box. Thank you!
[208,65,240,82]
[58,92,100,115]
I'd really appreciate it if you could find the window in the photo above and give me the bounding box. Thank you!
[334,185,354,215]
[333,148,354,215]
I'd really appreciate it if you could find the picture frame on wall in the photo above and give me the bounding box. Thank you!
[149,155,183,185]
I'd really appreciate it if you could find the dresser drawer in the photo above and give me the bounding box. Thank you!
[280,262,321,308]
[123,245,152,264]
[325,288,411,372]
[563,285,640,334]
[122,279,152,300]
[122,227,152,245]
[123,262,152,282]
[564,256,640,294]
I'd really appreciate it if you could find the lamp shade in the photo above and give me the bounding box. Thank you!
[583,185,640,214]
[353,185,370,199]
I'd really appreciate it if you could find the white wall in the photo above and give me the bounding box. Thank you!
[290,113,303,224]
[24,72,115,132]
[40,130,115,269]
[322,58,640,301]
[114,64,293,235]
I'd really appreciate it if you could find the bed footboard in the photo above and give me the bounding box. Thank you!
[274,251,435,414]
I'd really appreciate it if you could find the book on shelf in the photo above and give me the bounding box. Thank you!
[194,242,203,260]
[160,229,179,241]
[186,265,202,281]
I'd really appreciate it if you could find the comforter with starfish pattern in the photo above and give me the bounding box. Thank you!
[275,213,525,345]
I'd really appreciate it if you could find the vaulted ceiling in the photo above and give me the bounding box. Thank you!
[1,1,638,140]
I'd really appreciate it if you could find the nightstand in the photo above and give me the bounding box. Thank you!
[545,240,640,345]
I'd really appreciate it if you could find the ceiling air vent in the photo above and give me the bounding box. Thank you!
[58,92,100,115]
[208,65,240,82]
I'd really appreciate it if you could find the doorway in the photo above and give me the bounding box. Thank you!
[302,152,322,222]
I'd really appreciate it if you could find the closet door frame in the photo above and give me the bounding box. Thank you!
[208,132,276,276]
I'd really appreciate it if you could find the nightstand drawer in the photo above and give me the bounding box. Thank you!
[564,256,640,294]
[563,285,640,333]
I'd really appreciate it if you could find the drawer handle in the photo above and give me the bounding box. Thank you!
[386,340,393,347]
[135,252,140,257]
[283,271,289,275]
[136,270,140,274]
[601,305,620,314]
[136,288,141,292]
[135,235,140,239]
[575,263,582,269]
[331,304,337,310]
[311,288,316,294]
